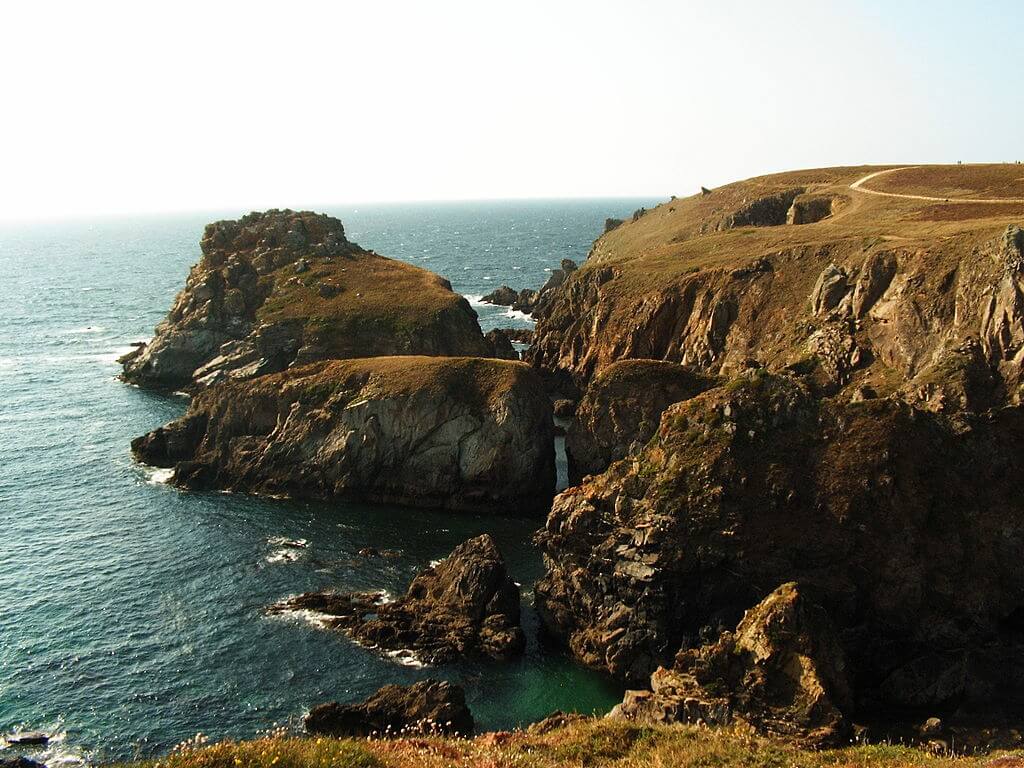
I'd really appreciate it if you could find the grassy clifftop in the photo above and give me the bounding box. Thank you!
[124,719,1005,768]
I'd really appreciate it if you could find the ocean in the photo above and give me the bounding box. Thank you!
[0,199,656,764]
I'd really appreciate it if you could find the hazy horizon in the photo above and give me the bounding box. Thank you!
[2,0,1022,223]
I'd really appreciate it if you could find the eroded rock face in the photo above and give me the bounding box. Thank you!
[611,583,852,746]
[273,535,523,663]
[121,209,492,390]
[712,188,805,230]
[529,171,1024,417]
[306,680,474,737]
[566,360,718,482]
[787,194,841,225]
[535,371,1024,722]
[132,356,555,514]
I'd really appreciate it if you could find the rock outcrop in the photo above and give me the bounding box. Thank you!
[527,167,1024,415]
[535,370,1024,727]
[306,680,474,737]
[121,210,492,390]
[479,261,578,318]
[132,356,555,514]
[611,583,852,746]
[566,360,718,482]
[482,285,519,306]
[710,187,806,231]
[273,535,523,663]
[786,194,842,225]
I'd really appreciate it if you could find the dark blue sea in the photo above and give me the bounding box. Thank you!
[0,199,656,764]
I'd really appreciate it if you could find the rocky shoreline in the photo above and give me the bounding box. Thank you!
[114,166,1024,758]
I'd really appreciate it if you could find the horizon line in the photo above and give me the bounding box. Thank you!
[0,193,670,228]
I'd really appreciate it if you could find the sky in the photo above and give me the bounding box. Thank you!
[1,0,1022,221]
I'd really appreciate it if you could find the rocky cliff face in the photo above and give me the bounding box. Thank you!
[612,583,852,746]
[535,370,1024,726]
[132,356,555,514]
[528,168,1024,414]
[565,360,718,482]
[121,209,493,390]
[273,535,523,663]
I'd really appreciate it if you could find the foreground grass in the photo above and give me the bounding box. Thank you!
[126,719,1016,768]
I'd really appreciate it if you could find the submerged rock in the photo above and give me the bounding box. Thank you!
[132,356,555,514]
[274,534,524,663]
[0,758,47,768]
[2,733,49,747]
[121,209,492,390]
[306,679,473,737]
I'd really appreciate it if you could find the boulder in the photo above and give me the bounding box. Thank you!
[604,218,624,233]
[306,680,473,737]
[566,360,718,482]
[132,356,555,514]
[809,263,850,316]
[122,209,492,390]
[482,285,519,306]
[273,534,524,663]
[611,583,851,746]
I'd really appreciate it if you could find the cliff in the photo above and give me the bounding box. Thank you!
[121,209,493,390]
[528,165,1024,412]
[535,370,1024,734]
[565,359,718,482]
[132,356,555,514]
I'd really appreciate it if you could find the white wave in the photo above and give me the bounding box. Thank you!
[268,536,308,549]
[271,607,334,630]
[94,345,138,364]
[266,549,302,564]
[144,467,175,485]
[464,294,487,307]
[503,307,536,323]
[2,726,89,767]
[385,648,426,668]
[374,590,396,605]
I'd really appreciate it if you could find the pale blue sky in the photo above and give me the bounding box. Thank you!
[1,0,1020,220]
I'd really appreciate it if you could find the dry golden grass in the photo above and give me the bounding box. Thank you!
[122,719,1013,768]
[866,165,1024,200]
[564,164,1024,343]
[241,355,540,410]
[258,252,466,330]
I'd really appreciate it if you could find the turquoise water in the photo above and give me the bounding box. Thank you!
[0,199,655,764]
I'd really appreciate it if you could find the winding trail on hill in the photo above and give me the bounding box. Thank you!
[850,166,1024,204]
